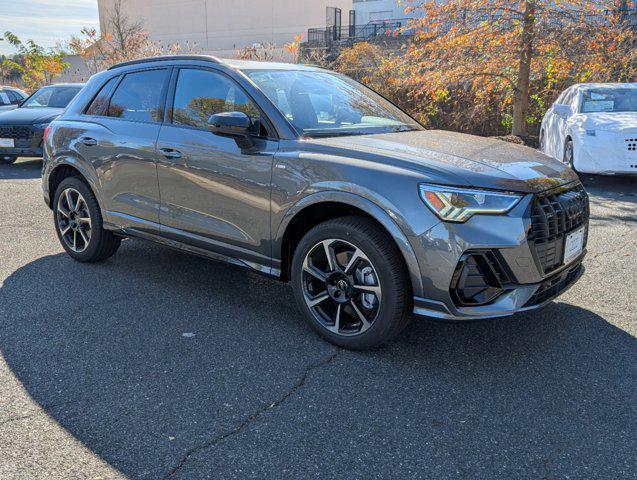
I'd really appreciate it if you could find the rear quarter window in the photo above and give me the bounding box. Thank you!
[85,76,120,116]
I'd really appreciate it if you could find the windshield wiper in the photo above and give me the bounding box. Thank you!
[303,131,367,138]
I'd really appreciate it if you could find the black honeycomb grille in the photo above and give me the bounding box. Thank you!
[529,184,590,274]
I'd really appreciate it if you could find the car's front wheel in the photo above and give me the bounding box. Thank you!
[564,139,577,172]
[0,155,17,164]
[53,176,121,262]
[291,216,411,349]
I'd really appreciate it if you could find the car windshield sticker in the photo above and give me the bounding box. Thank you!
[584,100,614,112]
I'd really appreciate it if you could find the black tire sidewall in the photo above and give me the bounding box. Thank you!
[291,218,409,349]
[53,177,108,262]
[565,140,577,171]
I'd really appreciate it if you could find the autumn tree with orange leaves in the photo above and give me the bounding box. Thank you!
[391,0,637,137]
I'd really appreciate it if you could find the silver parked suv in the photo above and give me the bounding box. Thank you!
[43,56,589,349]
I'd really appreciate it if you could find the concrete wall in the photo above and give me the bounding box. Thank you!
[98,0,353,58]
[352,0,415,25]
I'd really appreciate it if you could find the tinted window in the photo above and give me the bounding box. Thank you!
[86,76,119,116]
[172,68,262,135]
[21,86,82,108]
[5,90,22,103]
[107,69,167,122]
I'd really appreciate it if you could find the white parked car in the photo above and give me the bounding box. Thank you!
[0,86,28,112]
[540,83,637,174]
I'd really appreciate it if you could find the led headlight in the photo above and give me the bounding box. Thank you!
[419,184,522,223]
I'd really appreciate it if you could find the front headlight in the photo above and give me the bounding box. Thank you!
[419,184,522,223]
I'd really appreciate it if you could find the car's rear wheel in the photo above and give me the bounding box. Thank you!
[0,155,17,164]
[291,216,411,349]
[53,176,121,262]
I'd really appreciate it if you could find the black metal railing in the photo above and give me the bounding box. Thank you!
[307,9,637,47]
[308,20,410,47]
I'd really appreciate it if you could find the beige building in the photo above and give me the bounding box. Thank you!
[97,0,353,58]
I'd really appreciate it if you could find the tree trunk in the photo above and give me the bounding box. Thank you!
[512,1,536,137]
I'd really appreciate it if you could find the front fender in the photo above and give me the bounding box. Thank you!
[274,190,426,298]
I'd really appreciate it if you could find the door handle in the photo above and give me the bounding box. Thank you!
[159,148,182,159]
[81,137,97,146]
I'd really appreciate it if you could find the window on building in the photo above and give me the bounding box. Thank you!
[171,68,263,135]
[107,69,167,122]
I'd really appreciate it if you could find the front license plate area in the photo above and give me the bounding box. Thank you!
[564,226,585,265]
[0,138,15,148]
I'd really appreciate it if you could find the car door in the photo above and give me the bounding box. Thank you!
[543,89,567,159]
[554,88,577,161]
[79,68,170,232]
[156,67,278,271]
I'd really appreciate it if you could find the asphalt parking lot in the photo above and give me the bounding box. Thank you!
[1,158,636,480]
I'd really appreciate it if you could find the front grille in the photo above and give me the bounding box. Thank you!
[0,126,33,139]
[529,184,590,274]
[524,263,583,307]
[0,125,35,149]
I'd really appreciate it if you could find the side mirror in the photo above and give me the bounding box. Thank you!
[553,104,572,118]
[208,111,252,138]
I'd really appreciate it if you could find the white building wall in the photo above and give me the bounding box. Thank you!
[98,0,353,58]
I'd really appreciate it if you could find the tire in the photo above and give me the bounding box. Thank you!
[564,139,577,172]
[0,155,17,164]
[53,176,121,262]
[291,216,411,350]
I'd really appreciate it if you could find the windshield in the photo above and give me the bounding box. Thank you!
[580,88,637,113]
[246,70,422,137]
[21,86,82,109]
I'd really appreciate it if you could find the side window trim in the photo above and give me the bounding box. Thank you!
[98,67,172,125]
[166,65,278,140]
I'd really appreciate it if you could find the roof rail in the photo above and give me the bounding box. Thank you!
[108,55,221,70]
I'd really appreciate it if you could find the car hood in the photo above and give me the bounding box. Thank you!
[572,112,637,132]
[0,107,64,125]
[305,130,578,194]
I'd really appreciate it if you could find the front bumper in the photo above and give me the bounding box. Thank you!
[0,125,45,158]
[414,262,585,320]
[409,183,589,321]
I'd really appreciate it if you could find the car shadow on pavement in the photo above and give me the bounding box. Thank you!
[1,240,636,479]
[0,158,42,180]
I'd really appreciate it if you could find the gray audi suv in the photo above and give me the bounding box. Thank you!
[42,56,589,349]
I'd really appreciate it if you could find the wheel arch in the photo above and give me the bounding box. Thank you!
[47,158,102,210]
[275,192,424,297]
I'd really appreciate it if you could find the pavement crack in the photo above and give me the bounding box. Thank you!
[162,349,340,479]
[0,399,88,428]
[0,413,39,428]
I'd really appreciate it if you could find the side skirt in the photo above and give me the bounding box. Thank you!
[103,212,281,279]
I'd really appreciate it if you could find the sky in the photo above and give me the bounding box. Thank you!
[0,0,99,55]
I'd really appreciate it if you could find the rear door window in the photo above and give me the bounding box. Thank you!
[107,69,168,123]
